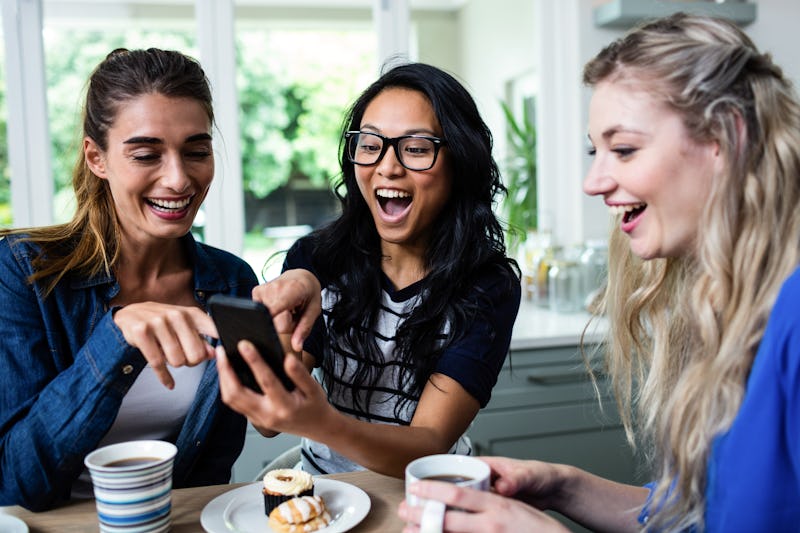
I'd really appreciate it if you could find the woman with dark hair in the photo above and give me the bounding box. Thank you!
[218,62,521,477]
[0,48,316,511]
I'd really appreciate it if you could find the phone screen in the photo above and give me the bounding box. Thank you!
[207,294,295,391]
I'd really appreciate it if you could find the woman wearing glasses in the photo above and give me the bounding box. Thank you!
[217,62,521,477]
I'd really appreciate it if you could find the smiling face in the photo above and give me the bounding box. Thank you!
[354,87,452,254]
[583,80,720,259]
[84,93,213,248]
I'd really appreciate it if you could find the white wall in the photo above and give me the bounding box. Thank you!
[745,0,800,87]
[415,10,460,74]
[559,0,800,244]
[455,0,537,166]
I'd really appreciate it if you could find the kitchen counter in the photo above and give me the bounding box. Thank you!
[510,300,607,351]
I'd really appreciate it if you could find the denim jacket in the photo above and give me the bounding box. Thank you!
[0,233,258,511]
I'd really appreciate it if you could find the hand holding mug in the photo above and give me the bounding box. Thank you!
[400,454,571,533]
[403,454,490,533]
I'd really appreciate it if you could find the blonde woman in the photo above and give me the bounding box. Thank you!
[399,13,800,532]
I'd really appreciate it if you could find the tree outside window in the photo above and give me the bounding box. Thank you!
[34,24,373,279]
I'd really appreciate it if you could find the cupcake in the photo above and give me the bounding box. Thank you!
[262,468,314,515]
[268,495,331,533]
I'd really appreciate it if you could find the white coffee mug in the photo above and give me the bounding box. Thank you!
[405,454,490,533]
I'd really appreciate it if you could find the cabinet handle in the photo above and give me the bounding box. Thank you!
[526,370,589,385]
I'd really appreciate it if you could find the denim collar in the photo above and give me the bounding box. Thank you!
[67,233,232,298]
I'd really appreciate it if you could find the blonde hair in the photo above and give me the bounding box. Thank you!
[584,13,800,530]
[0,48,213,296]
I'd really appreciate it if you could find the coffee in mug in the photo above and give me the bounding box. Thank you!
[405,454,490,533]
[420,474,474,483]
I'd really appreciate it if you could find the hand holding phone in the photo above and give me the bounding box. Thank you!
[207,294,295,391]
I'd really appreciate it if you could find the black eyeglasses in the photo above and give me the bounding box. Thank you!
[344,131,447,171]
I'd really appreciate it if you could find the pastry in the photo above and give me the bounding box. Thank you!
[268,495,331,533]
[262,468,314,515]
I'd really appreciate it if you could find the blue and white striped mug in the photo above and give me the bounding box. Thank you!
[84,440,177,533]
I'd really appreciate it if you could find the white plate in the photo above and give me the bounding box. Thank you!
[200,478,371,533]
[0,514,29,533]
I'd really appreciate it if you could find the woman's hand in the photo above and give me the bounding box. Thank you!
[216,339,335,438]
[113,302,217,389]
[398,480,570,533]
[252,269,321,353]
[480,456,564,509]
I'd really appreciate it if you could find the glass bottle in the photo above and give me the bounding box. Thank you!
[548,258,582,313]
[579,239,608,308]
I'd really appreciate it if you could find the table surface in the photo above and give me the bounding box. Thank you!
[0,470,406,532]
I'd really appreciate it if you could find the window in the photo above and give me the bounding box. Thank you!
[0,14,9,228]
[37,2,380,280]
[43,2,197,223]
[234,13,377,279]
[6,1,474,280]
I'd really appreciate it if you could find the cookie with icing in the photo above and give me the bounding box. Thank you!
[268,495,332,533]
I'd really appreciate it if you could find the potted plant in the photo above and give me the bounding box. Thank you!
[500,97,537,253]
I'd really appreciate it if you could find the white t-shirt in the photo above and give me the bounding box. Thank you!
[71,362,207,498]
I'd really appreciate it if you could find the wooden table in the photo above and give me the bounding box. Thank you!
[0,470,406,532]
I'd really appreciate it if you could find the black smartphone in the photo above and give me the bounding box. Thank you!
[207,294,295,392]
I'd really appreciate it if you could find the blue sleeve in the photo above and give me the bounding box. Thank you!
[282,238,313,273]
[0,240,144,510]
[638,482,656,526]
[435,268,521,407]
[771,269,800,485]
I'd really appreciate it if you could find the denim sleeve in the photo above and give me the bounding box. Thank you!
[0,243,144,510]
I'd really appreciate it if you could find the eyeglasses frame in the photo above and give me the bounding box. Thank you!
[344,130,447,171]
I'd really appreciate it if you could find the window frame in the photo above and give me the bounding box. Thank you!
[1,0,410,254]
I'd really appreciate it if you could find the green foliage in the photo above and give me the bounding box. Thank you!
[0,26,374,222]
[43,29,199,223]
[500,98,537,253]
[235,29,373,199]
[0,39,10,225]
[45,32,142,196]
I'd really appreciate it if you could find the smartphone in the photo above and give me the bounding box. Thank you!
[207,294,295,392]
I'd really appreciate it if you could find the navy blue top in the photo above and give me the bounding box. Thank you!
[0,233,258,511]
[284,238,520,474]
[639,266,800,531]
[284,237,521,408]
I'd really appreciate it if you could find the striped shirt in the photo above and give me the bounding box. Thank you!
[284,240,520,475]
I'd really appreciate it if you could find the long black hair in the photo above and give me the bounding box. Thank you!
[306,62,519,415]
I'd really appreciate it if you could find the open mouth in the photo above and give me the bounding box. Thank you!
[376,188,412,217]
[609,202,646,224]
[146,195,193,213]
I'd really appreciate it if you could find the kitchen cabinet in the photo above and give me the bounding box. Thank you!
[466,305,648,532]
[469,343,644,485]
